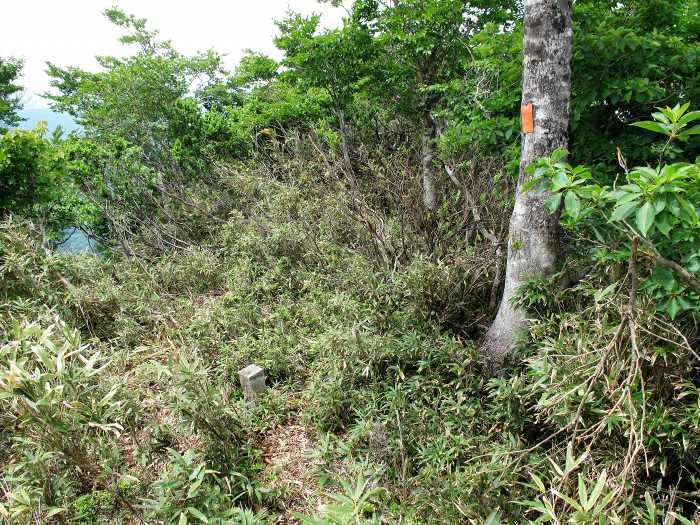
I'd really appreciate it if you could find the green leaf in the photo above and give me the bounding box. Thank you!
[564,191,581,219]
[630,121,669,135]
[685,124,700,135]
[609,201,638,222]
[586,470,607,511]
[187,507,209,523]
[678,197,698,224]
[551,490,583,512]
[679,110,700,126]
[635,202,656,236]
[668,512,695,525]
[531,473,547,493]
[667,298,681,319]
[577,474,588,510]
[651,111,670,124]
[45,507,67,518]
[615,192,642,206]
[594,283,617,302]
[550,147,568,162]
[655,212,673,236]
[545,193,562,213]
[551,171,569,191]
[484,510,502,525]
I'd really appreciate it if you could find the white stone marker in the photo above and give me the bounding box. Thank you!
[239,364,265,405]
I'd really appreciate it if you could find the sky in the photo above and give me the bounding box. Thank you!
[2,1,346,108]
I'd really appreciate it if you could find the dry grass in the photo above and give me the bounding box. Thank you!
[261,424,325,523]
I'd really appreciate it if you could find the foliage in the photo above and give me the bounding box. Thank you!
[2,1,700,523]
[0,124,92,228]
[46,8,232,248]
[0,319,125,523]
[532,104,700,320]
[0,57,24,132]
[297,476,385,524]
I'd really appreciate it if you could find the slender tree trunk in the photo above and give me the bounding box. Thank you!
[481,0,572,373]
[335,107,356,186]
[421,115,438,211]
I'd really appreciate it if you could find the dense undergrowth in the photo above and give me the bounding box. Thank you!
[2,146,700,523]
[2,1,700,523]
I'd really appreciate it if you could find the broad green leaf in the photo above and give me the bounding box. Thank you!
[655,212,673,236]
[679,110,700,126]
[565,191,581,219]
[545,193,562,213]
[616,192,641,206]
[630,121,669,135]
[651,111,670,124]
[678,197,698,223]
[609,201,638,222]
[551,171,569,191]
[635,201,656,236]
[659,106,677,122]
[550,147,568,162]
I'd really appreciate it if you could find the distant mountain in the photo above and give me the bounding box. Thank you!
[15,108,80,134]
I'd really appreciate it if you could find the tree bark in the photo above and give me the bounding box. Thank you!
[421,116,438,212]
[481,0,572,373]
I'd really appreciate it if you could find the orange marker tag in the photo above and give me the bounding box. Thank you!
[521,103,534,134]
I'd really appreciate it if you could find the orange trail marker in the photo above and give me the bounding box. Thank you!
[521,103,534,134]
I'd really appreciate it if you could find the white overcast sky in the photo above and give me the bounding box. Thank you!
[2,1,346,108]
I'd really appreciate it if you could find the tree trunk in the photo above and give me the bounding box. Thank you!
[481,0,572,373]
[336,107,356,186]
[421,116,438,211]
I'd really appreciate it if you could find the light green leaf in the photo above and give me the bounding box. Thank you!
[594,283,617,302]
[551,171,569,191]
[586,470,607,511]
[630,121,669,135]
[550,147,568,162]
[552,490,583,512]
[187,507,209,523]
[565,191,581,219]
[635,201,656,236]
[667,298,681,319]
[484,510,502,525]
[577,474,588,510]
[667,512,695,525]
[679,110,700,126]
[46,507,67,518]
[530,473,546,493]
[609,201,638,222]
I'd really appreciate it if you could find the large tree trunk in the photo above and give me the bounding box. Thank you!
[481,0,572,373]
[421,116,438,211]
